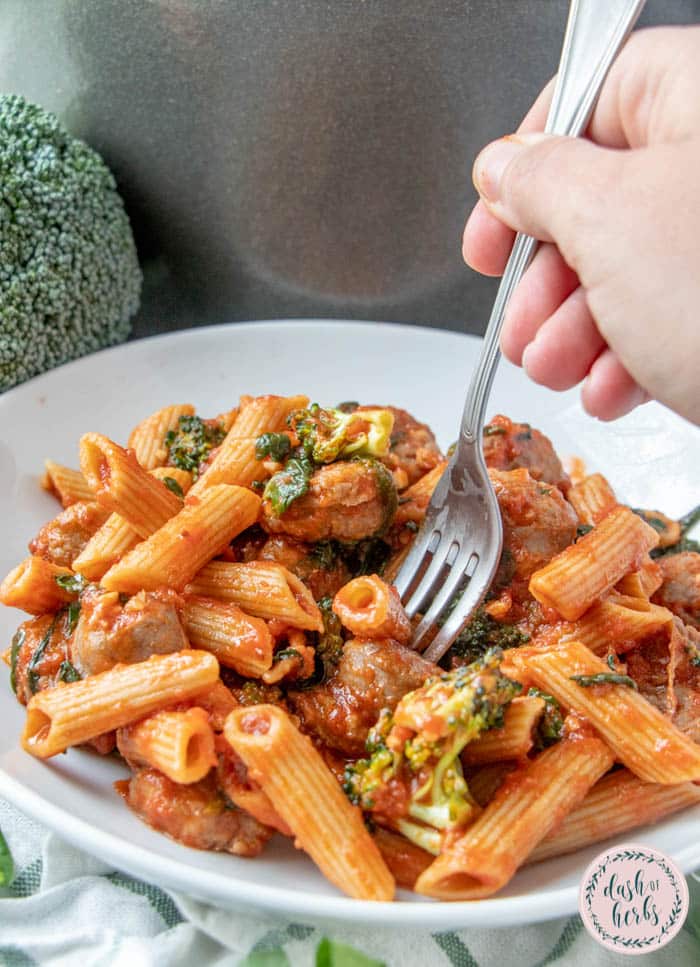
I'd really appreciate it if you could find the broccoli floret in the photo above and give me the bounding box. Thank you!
[291,404,394,464]
[238,680,283,706]
[344,649,521,852]
[447,606,530,665]
[0,94,141,391]
[263,404,397,517]
[164,415,226,477]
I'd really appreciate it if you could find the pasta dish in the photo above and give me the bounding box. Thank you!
[1,395,699,902]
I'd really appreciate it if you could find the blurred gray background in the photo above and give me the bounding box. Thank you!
[1,0,698,338]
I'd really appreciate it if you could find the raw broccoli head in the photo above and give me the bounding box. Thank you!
[344,648,521,853]
[0,94,142,391]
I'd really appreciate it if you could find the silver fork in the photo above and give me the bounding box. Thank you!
[394,0,646,663]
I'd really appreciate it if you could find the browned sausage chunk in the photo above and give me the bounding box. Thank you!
[261,459,397,543]
[489,468,578,581]
[123,768,272,856]
[29,500,111,568]
[289,638,437,756]
[372,406,444,486]
[652,552,700,629]
[72,588,188,676]
[483,415,569,491]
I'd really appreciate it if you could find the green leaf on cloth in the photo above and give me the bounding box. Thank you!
[316,937,385,967]
[239,950,290,967]
[0,828,14,886]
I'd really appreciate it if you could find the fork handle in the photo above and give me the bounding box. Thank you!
[459,0,646,443]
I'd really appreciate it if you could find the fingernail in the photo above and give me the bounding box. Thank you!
[472,136,525,203]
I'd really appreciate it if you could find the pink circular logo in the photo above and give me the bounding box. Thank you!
[579,843,689,955]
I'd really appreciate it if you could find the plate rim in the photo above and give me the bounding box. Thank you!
[0,317,482,406]
[2,318,699,929]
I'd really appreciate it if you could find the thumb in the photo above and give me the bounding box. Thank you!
[472,133,626,272]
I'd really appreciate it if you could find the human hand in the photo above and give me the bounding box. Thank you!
[463,26,700,425]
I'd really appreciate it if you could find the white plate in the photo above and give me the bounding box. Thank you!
[1,320,699,930]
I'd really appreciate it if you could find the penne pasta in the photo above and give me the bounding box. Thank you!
[101,485,261,594]
[128,403,195,470]
[117,706,217,784]
[461,695,545,765]
[41,460,93,508]
[562,595,674,656]
[415,731,614,899]
[76,467,191,578]
[5,393,699,902]
[616,557,664,599]
[72,467,193,580]
[517,640,700,784]
[188,394,308,495]
[224,704,394,901]
[333,574,411,644]
[216,734,292,836]
[22,650,219,758]
[181,595,274,677]
[0,557,75,614]
[187,561,322,632]
[528,769,700,864]
[529,507,660,621]
[80,433,182,538]
[567,473,617,526]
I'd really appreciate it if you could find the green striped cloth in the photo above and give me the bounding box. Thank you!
[0,798,698,966]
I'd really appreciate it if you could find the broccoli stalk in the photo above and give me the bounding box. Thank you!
[344,649,521,853]
[0,94,141,391]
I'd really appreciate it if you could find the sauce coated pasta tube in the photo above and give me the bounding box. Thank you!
[415,730,614,900]
[562,595,673,655]
[224,705,395,901]
[101,485,260,593]
[41,460,93,508]
[73,467,193,581]
[529,506,660,621]
[0,558,75,615]
[80,433,182,538]
[518,640,700,784]
[189,394,308,495]
[22,650,219,758]
[117,707,217,784]
[187,561,322,632]
[461,695,545,766]
[529,769,700,864]
[567,473,617,526]
[182,595,274,677]
[128,403,195,470]
[333,575,411,644]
